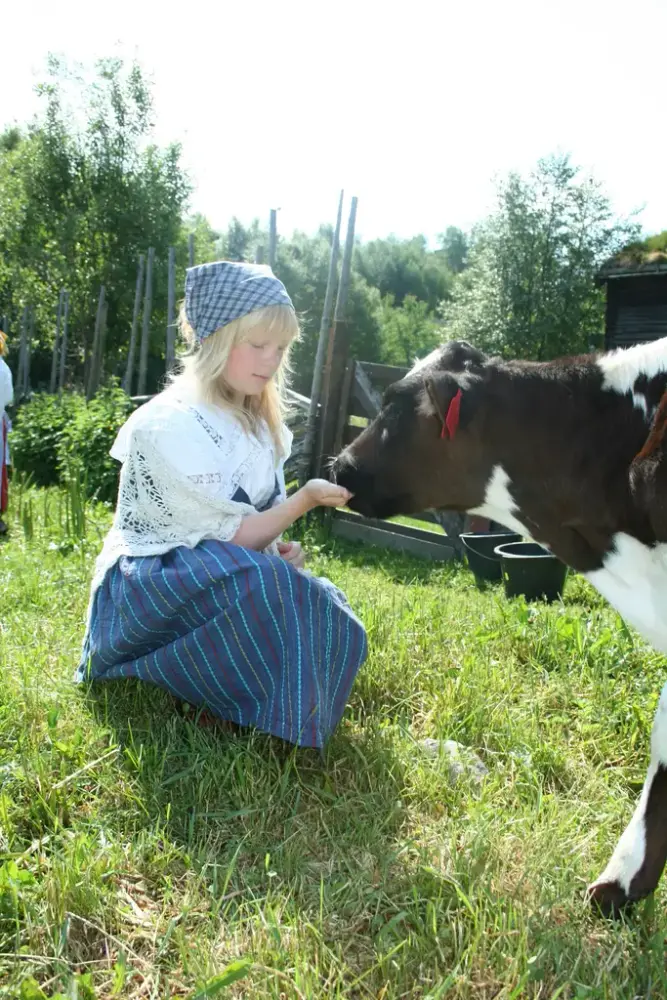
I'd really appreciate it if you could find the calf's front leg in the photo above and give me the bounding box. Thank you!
[587,682,667,916]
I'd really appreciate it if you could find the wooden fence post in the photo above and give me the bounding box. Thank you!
[49,290,64,393]
[255,244,265,265]
[268,209,277,269]
[86,285,106,401]
[138,247,154,397]
[16,306,28,397]
[166,246,176,373]
[188,233,195,269]
[315,196,358,476]
[123,254,145,395]
[58,291,69,393]
[301,190,344,482]
[23,306,35,398]
[98,300,108,384]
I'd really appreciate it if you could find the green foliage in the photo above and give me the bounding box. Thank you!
[182,213,220,266]
[0,859,36,943]
[643,230,667,254]
[274,227,383,395]
[10,393,80,486]
[11,386,133,502]
[356,234,453,311]
[439,226,469,274]
[441,154,640,360]
[58,384,134,504]
[375,294,442,367]
[20,973,95,1000]
[0,56,190,389]
[616,228,667,263]
[189,960,253,997]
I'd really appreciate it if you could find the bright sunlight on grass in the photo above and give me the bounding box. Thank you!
[1,485,666,998]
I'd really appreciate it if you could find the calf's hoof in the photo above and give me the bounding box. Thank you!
[586,879,654,918]
[586,880,632,917]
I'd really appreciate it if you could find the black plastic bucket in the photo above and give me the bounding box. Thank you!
[494,541,568,602]
[460,532,523,582]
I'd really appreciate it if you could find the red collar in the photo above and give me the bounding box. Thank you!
[441,388,463,439]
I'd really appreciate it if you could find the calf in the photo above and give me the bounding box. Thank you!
[331,337,667,915]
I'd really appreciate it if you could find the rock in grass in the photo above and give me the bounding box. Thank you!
[420,738,488,785]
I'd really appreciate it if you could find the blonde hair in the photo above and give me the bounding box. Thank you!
[170,302,299,457]
[0,331,6,357]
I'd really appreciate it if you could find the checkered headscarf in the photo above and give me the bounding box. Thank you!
[184,260,294,343]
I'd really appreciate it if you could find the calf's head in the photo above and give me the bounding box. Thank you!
[331,341,492,519]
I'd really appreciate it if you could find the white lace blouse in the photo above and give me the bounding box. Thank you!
[0,359,13,415]
[89,385,293,596]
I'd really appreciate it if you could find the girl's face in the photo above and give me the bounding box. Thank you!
[224,326,292,398]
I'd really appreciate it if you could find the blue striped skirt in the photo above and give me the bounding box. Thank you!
[77,540,367,748]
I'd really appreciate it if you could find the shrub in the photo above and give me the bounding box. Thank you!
[10,393,81,487]
[10,384,134,503]
[58,384,134,504]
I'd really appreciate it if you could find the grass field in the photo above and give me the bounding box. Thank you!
[1,486,666,999]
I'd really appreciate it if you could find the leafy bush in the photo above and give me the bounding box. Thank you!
[10,384,134,502]
[58,385,134,504]
[10,393,81,486]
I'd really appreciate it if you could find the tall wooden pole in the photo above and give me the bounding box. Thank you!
[24,306,35,397]
[166,246,176,373]
[58,291,69,392]
[268,209,277,269]
[138,247,154,397]
[123,254,145,395]
[49,290,64,393]
[315,196,358,476]
[98,300,108,385]
[188,232,195,269]
[17,306,28,397]
[302,190,344,482]
[87,285,106,401]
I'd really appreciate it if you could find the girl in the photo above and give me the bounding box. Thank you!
[78,261,367,749]
[0,330,13,535]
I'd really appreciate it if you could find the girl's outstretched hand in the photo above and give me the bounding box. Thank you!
[303,479,353,509]
[231,480,353,553]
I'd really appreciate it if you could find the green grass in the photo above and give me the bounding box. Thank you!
[1,487,667,999]
[388,515,444,534]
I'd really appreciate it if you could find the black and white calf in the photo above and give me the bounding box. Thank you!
[332,337,667,915]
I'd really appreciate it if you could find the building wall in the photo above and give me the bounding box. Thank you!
[605,275,667,349]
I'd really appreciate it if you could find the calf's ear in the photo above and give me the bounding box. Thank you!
[421,373,472,440]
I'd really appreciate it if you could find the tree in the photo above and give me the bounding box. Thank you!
[375,295,442,368]
[440,154,640,360]
[181,213,220,267]
[275,227,382,395]
[356,235,452,311]
[439,226,468,274]
[0,56,191,389]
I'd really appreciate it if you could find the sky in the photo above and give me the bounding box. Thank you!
[2,0,666,246]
